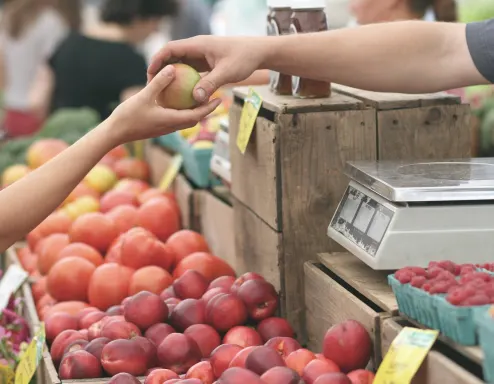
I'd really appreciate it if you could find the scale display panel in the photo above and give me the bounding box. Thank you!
[331,185,394,257]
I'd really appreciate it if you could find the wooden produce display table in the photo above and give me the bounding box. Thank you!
[305,252,485,382]
[229,85,471,342]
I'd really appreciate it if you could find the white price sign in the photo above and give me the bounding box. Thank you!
[0,265,28,310]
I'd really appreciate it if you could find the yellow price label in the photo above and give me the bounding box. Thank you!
[158,154,183,192]
[133,140,146,160]
[0,365,15,384]
[236,88,263,154]
[374,327,438,384]
[15,324,45,384]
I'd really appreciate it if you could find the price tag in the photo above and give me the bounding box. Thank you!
[374,327,439,384]
[158,154,183,192]
[0,265,28,310]
[236,88,263,154]
[0,365,15,384]
[15,324,45,384]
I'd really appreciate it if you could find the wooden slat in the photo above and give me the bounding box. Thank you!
[317,252,398,314]
[304,262,380,368]
[278,108,377,340]
[232,86,363,114]
[380,318,484,384]
[229,103,281,231]
[332,84,460,110]
[232,198,283,295]
[174,174,197,231]
[199,191,236,270]
[377,105,471,160]
[145,142,174,187]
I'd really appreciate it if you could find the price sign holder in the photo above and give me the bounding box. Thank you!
[0,265,28,310]
[158,154,183,192]
[374,327,439,384]
[236,88,263,154]
[15,324,45,384]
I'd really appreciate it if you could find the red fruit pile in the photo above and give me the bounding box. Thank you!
[394,261,494,306]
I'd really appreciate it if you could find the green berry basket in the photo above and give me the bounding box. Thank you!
[476,309,494,383]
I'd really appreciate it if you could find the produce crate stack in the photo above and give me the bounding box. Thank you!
[229,85,471,343]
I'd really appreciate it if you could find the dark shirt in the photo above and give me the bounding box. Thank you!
[170,0,212,40]
[467,18,494,83]
[49,32,147,119]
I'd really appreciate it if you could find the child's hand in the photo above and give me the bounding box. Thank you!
[108,65,222,145]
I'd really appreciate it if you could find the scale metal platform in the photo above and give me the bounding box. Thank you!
[210,117,231,186]
[327,158,494,270]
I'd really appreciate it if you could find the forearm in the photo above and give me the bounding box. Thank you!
[0,120,118,252]
[262,21,487,93]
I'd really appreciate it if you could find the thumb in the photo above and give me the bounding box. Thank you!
[193,65,228,103]
[145,65,176,98]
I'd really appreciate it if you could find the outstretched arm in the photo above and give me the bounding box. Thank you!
[148,20,492,102]
[0,65,221,252]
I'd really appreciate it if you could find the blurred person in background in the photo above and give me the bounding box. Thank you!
[348,0,456,26]
[170,0,212,40]
[31,0,177,122]
[0,0,74,138]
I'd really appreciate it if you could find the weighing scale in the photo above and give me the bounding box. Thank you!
[210,117,231,186]
[327,158,494,270]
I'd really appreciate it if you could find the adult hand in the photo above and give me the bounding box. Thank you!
[109,65,222,145]
[147,36,267,104]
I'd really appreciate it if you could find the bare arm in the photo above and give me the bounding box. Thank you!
[148,20,489,101]
[29,64,55,120]
[0,66,221,252]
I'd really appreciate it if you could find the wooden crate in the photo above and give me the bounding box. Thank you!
[332,84,471,160]
[380,318,484,384]
[198,189,236,269]
[144,141,174,187]
[304,261,383,369]
[229,85,470,342]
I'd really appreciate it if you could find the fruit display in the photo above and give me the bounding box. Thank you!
[390,260,494,345]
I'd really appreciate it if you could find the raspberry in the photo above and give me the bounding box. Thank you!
[428,261,439,269]
[427,267,444,279]
[462,294,490,306]
[438,260,457,274]
[395,270,415,284]
[459,266,477,276]
[436,270,456,282]
[410,276,427,288]
[446,290,468,306]
[409,267,427,277]
[429,281,454,294]
[422,283,432,292]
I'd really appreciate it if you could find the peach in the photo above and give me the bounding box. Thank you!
[208,276,236,291]
[265,337,301,359]
[101,320,142,340]
[210,344,243,377]
[101,339,148,376]
[157,333,202,374]
[79,329,89,339]
[113,158,150,181]
[161,286,177,300]
[84,337,111,360]
[59,350,102,379]
[323,320,371,373]
[79,311,107,329]
[206,294,247,332]
[245,346,286,376]
[88,318,109,340]
[173,270,208,299]
[134,336,158,368]
[166,298,181,305]
[218,367,264,384]
[1,164,30,187]
[106,205,139,234]
[346,369,375,384]
[184,324,221,358]
[45,313,79,343]
[26,139,68,169]
[144,369,179,384]
[237,279,278,321]
[170,298,206,332]
[285,348,316,376]
[257,317,295,342]
[145,323,176,347]
[223,326,263,348]
[108,373,141,384]
[107,305,124,316]
[123,291,168,330]
[186,361,215,384]
[261,366,303,384]
[63,339,89,356]
[129,266,173,295]
[314,373,352,384]
[231,272,265,294]
[302,359,341,384]
[202,287,230,306]
[164,380,182,384]
[51,330,88,366]
[156,63,201,110]
[229,346,259,369]
[100,190,138,213]
[76,307,100,323]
